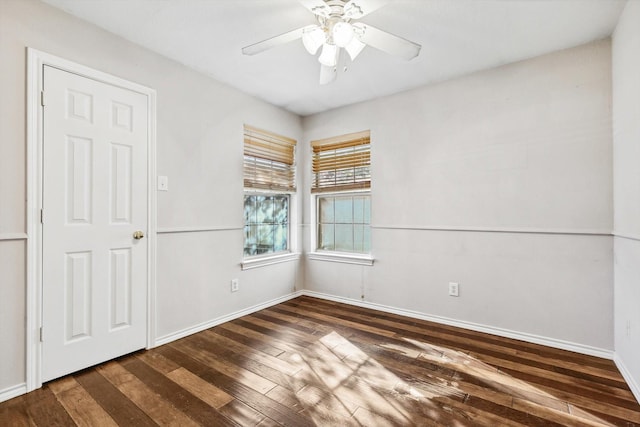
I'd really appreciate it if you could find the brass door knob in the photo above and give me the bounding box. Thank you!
[133,231,145,240]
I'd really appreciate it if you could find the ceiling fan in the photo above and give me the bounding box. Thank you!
[242,0,421,85]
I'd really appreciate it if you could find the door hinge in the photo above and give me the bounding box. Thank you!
[40,209,44,224]
[39,327,43,342]
[40,91,45,107]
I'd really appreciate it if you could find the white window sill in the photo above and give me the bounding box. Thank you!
[307,252,374,266]
[241,252,300,270]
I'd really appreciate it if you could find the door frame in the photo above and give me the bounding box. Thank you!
[26,49,157,391]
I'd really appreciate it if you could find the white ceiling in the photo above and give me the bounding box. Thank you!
[41,0,626,116]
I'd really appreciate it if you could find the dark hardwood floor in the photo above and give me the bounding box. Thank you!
[2,296,640,426]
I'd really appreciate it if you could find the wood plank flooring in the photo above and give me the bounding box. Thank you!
[2,296,639,426]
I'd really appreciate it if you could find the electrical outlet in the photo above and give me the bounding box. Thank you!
[231,278,239,292]
[449,282,459,297]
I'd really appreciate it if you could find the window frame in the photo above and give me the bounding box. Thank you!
[309,189,373,266]
[242,125,299,269]
[241,189,299,269]
[308,130,373,266]
[243,191,291,257]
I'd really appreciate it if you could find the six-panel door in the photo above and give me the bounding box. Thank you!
[42,66,148,382]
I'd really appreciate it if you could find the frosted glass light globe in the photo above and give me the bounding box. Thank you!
[332,22,354,48]
[302,25,326,54]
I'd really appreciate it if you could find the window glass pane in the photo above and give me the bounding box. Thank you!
[268,196,277,224]
[353,196,365,224]
[319,197,334,223]
[244,196,256,224]
[334,197,353,223]
[274,225,288,252]
[363,225,371,253]
[257,224,273,246]
[243,194,289,257]
[244,225,258,256]
[318,224,335,251]
[363,196,371,223]
[335,224,354,252]
[355,166,369,184]
[260,196,274,224]
[273,196,288,224]
[354,225,365,252]
[316,194,370,255]
[254,195,266,223]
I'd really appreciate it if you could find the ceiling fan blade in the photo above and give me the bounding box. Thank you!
[319,64,337,85]
[242,27,306,55]
[298,0,331,17]
[354,23,420,60]
[344,0,394,19]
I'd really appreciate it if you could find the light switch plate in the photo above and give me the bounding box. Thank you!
[157,175,168,191]
[449,282,459,297]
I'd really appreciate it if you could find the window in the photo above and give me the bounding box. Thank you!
[312,131,371,257]
[243,125,296,257]
[244,194,289,256]
[318,194,370,253]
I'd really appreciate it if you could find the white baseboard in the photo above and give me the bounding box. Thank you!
[154,291,303,347]
[300,290,614,360]
[614,353,640,404]
[0,383,27,404]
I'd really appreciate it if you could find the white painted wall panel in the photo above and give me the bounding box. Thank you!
[306,41,612,232]
[369,229,612,348]
[613,1,640,238]
[0,0,27,235]
[0,241,26,389]
[156,231,299,339]
[303,40,614,350]
[612,0,640,400]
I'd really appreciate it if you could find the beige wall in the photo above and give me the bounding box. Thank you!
[302,40,614,352]
[612,0,640,401]
[0,0,302,395]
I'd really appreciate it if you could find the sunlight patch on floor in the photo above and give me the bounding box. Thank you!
[288,331,465,425]
[285,330,617,426]
[402,337,616,427]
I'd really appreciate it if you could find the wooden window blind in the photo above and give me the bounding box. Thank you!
[311,130,370,193]
[244,125,297,191]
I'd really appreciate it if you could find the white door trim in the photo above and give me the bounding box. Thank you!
[26,48,157,391]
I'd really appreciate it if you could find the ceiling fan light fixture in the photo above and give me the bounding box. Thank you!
[242,0,421,85]
[302,25,326,55]
[318,43,339,67]
[332,21,354,48]
[345,37,366,60]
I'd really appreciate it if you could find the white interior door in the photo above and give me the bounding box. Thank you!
[42,65,149,382]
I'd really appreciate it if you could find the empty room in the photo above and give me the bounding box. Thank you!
[1,0,639,425]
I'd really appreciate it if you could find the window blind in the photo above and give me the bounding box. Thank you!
[311,130,370,193]
[244,125,297,191]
